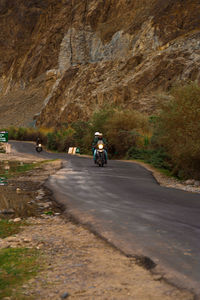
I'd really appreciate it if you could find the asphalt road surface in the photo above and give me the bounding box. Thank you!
[11,141,200,296]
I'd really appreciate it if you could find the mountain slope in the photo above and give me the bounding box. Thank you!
[0,0,200,127]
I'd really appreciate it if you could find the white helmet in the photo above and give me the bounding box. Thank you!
[94,132,100,136]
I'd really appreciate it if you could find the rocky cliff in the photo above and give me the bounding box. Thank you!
[0,0,200,127]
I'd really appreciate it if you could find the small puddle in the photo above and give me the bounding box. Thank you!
[0,187,39,219]
[0,160,26,176]
[0,160,62,219]
[0,161,40,219]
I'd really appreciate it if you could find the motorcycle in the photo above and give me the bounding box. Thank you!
[36,143,43,153]
[95,141,107,167]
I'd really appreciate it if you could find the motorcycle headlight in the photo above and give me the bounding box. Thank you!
[98,144,104,150]
[38,144,42,147]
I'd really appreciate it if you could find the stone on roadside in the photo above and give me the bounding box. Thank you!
[194,181,200,187]
[23,238,31,243]
[61,292,69,299]
[13,217,22,223]
[36,195,43,200]
[185,179,195,185]
[153,274,163,281]
[6,236,19,242]
[37,202,51,209]
[41,214,51,219]
[28,200,35,204]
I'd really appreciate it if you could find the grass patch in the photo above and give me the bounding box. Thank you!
[0,162,36,179]
[0,248,40,299]
[125,148,182,180]
[11,163,36,174]
[0,219,23,239]
[44,211,54,216]
[0,160,56,179]
[156,168,177,178]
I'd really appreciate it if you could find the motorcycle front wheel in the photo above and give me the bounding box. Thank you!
[98,160,104,167]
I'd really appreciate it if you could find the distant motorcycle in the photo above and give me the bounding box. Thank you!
[95,141,107,167]
[36,143,43,153]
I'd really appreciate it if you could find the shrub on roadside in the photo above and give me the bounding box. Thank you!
[155,82,200,178]
[7,126,44,142]
[105,109,151,157]
[77,105,115,155]
[126,147,171,170]
[71,121,90,153]
[46,127,76,152]
[89,105,115,136]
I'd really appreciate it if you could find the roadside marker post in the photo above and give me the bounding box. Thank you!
[68,147,73,154]
[68,147,80,155]
[76,148,80,154]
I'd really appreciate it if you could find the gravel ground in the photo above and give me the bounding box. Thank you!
[1,215,194,300]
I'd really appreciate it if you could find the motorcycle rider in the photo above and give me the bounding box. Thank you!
[92,132,100,156]
[36,137,41,146]
[92,132,107,164]
[35,137,43,152]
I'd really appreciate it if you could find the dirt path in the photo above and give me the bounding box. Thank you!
[0,152,195,299]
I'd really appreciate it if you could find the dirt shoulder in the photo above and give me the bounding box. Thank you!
[0,152,195,300]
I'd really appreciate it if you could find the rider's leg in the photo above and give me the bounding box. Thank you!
[104,150,108,163]
[93,149,97,163]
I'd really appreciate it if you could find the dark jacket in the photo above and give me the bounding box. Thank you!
[36,138,41,146]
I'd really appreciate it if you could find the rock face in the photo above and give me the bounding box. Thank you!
[0,0,200,127]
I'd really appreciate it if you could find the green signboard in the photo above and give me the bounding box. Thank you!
[0,131,8,143]
[0,177,7,185]
[76,148,80,154]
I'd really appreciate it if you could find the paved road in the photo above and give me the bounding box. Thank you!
[11,141,200,296]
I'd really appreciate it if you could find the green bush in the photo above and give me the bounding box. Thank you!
[78,106,116,155]
[76,107,151,157]
[7,126,18,140]
[46,128,76,152]
[105,109,151,157]
[7,126,45,143]
[156,82,200,178]
[89,106,115,136]
[126,147,171,169]
[71,121,90,153]
[17,127,27,140]
[46,132,58,151]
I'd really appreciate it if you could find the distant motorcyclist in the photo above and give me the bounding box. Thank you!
[93,132,107,164]
[35,137,43,152]
[36,137,41,146]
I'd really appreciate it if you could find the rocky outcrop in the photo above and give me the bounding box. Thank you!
[0,0,200,127]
